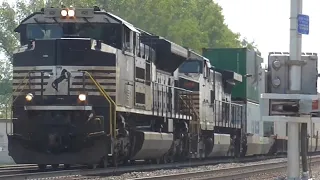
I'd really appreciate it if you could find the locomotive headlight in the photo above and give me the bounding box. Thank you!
[25,93,34,101]
[272,60,281,69]
[61,9,68,17]
[272,77,281,87]
[78,94,86,101]
[68,9,75,17]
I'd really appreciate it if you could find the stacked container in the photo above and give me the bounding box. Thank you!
[202,48,264,135]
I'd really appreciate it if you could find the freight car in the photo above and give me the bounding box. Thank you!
[6,7,310,170]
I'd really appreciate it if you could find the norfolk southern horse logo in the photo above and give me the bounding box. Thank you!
[52,69,71,91]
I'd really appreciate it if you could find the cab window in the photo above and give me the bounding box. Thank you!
[179,60,202,74]
[26,24,63,40]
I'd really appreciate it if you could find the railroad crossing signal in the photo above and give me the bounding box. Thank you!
[268,53,289,94]
[268,52,318,95]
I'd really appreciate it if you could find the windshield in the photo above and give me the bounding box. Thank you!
[27,24,63,39]
[179,60,202,73]
[25,23,104,40]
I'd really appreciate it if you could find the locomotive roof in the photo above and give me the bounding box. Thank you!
[15,7,139,33]
[15,7,193,73]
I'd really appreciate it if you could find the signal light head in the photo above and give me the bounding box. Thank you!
[61,9,68,17]
[273,60,281,69]
[68,9,75,17]
[272,77,281,87]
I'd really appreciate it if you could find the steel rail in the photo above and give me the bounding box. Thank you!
[0,164,35,169]
[128,156,320,180]
[0,154,318,180]
[0,155,291,180]
[0,164,86,178]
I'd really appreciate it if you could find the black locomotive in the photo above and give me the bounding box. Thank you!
[8,7,280,169]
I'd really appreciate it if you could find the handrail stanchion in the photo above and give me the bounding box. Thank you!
[5,73,29,135]
[81,71,117,139]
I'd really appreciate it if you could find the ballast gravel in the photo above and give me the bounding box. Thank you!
[53,157,288,180]
[102,158,288,180]
[244,163,320,180]
[45,157,320,180]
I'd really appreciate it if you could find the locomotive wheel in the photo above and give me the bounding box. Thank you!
[112,155,118,167]
[130,160,136,165]
[165,156,173,163]
[38,164,47,171]
[163,154,173,164]
[122,159,129,165]
[151,158,160,164]
[63,164,71,169]
[51,164,59,170]
[98,156,108,168]
[86,164,97,169]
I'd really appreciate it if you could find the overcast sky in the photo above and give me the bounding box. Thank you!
[215,0,318,62]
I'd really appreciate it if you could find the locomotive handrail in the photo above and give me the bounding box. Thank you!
[6,73,29,106]
[152,81,194,93]
[179,94,200,120]
[81,71,117,138]
[5,73,29,120]
[5,73,29,135]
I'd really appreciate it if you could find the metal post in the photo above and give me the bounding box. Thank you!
[301,122,309,179]
[288,0,302,179]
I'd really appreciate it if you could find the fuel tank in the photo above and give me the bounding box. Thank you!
[130,131,173,160]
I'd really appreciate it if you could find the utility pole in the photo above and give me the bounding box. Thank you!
[263,0,312,180]
[262,0,317,178]
[288,0,302,179]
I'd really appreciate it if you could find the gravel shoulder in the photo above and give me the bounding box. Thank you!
[244,162,320,180]
[91,157,288,180]
[39,157,320,180]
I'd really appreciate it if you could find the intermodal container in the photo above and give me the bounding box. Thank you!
[202,48,263,103]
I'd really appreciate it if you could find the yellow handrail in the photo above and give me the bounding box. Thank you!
[82,71,117,138]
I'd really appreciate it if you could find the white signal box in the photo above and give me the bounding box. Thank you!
[260,93,320,123]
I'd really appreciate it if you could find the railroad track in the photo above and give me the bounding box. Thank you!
[0,164,39,177]
[0,154,315,180]
[129,156,320,180]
